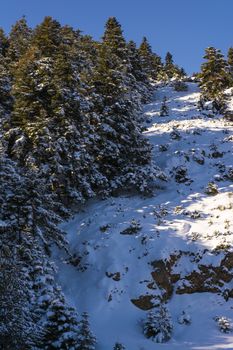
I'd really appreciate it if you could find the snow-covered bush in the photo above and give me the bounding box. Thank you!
[113,342,126,350]
[120,219,142,235]
[170,127,181,140]
[173,81,188,92]
[224,111,233,122]
[191,149,205,165]
[205,182,219,195]
[210,144,223,158]
[214,316,232,333]
[224,166,233,181]
[159,144,169,152]
[172,166,189,183]
[143,306,173,343]
[160,96,169,116]
[178,311,191,325]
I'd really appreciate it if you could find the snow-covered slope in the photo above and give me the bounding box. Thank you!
[54,83,233,349]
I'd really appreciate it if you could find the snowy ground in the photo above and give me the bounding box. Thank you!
[54,83,233,349]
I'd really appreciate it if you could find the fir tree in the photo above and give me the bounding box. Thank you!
[143,306,173,343]
[160,96,169,116]
[138,36,162,80]
[7,16,32,70]
[199,47,229,101]
[0,54,12,116]
[102,17,128,60]
[113,342,126,350]
[0,235,39,349]
[165,52,175,78]
[227,47,233,85]
[127,40,147,83]
[43,294,80,349]
[164,52,184,80]
[0,27,9,56]
[77,312,97,350]
[32,16,62,57]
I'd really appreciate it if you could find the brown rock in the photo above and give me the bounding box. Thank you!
[131,295,157,310]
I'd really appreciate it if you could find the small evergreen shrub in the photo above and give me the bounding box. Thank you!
[120,219,142,235]
[170,128,181,140]
[143,306,173,343]
[173,81,188,92]
[178,311,191,325]
[214,316,232,333]
[205,182,219,195]
[160,96,169,116]
[113,342,126,350]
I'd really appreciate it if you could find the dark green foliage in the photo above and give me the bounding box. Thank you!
[43,294,80,349]
[173,80,188,91]
[227,47,233,85]
[164,52,185,80]
[0,54,12,114]
[143,306,173,343]
[77,312,97,350]
[160,96,169,116]
[138,36,163,80]
[199,47,229,103]
[165,51,174,78]
[0,28,9,56]
[32,16,62,57]
[127,40,146,82]
[102,17,128,60]
[0,234,40,349]
[114,343,126,350]
[7,16,32,65]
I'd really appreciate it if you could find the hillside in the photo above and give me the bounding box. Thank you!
[54,82,233,349]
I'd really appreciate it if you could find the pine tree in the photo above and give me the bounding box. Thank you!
[165,52,175,78]
[138,36,162,80]
[113,342,126,350]
[7,16,32,68]
[102,17,128,60]
[227,47,233,85]
[0,28,9,56]
[164,52,185,80]
[92,16,129,100]
[32,16,62,56]
[127,40,153,103]
[0,150,67,247]
[0,235,38,349]
[173,80,188,91]
[0,54,12,117]
[197,96,205,111]
[77,312,97,350]
[127,40,147,83]
[138,37,153,77]
[43,294,80,349]
[199,47,229,102]
[0,153,76,347]
[160,96,169,116]
[143,306,173,343]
